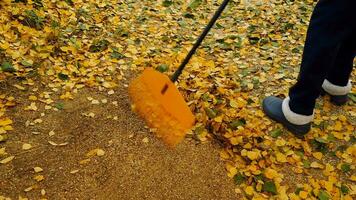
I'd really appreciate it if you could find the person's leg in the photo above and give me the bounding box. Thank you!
[263,0,356,137]
[321,36,356,105]
[288,0,355,116]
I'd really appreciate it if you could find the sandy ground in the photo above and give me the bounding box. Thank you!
[0,79,240,200]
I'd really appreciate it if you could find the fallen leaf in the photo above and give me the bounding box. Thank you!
[96,149,105,156]
[48,141,58,146]
[142,137,149,143]
[34,175,44,182]
[311,161,324,169]
[49,130,55,136]
[70,169,79,174]
[0,156,14,164]
[22,143,32,150]
[34,167,43,173]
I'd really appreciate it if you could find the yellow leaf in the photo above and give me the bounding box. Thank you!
[24,186,33,192]
[79,158,91,165]
[28,95,38,101]
[0,147,6,155]
[312,152,323,160]
[230,137,240,145]
[0,119,12,126]
[275,139,286,146]
[310,161,324,169]
[34,167,43,173]
[0,156,14,164]
[60,91,73,100]
[299,191,308,199]
[350,175,356,182]
[229,100,238,108]
[245,186,254,196]
[96,149,105,156]
[22,143,32,150]
[0,41,10,50]
[332,131,343,139]
[86,148,105,157]
[247,151,260,160]
[276,152,287,163]
[70,169,79,174]
[48,141,58,146]
[334,121,342,131]
[13,84,25,90]
[265,168,278,179]
[226,163,237,177]
[3,125,12,131]
[214,116,223,123]
[325,181,333,192]
[34,175,44,182]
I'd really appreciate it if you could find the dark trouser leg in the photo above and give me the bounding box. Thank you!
[325,36,356,87]
[288,0,356,116]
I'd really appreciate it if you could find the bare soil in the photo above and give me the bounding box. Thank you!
[0,79,240,200]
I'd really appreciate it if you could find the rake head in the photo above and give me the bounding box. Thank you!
[128,68,195,147]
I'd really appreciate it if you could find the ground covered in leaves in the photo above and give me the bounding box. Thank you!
[0,0,355,199]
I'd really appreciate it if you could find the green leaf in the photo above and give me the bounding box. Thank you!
[215,23,224,29]
[327,134,336,142]
[340,184,349,195]
[230,119,246,130]
[341,163,351,173]
[233,173,245,185]
[204,108,217,119]
[194,126,205,135]
[295,151,304,158]
[201,93,210,101]
[111,52,125,59]
[21,60,33,67]
[188,0,202,10]
[348,93,356,103]
[254,174,264,181]
[0,134,8,142]
[295,187,303,195]
[183,12,195,19]
[318,190,330,200]
[115,26,129,37]
[162,0,173,7]
[270,129,282,138]
[315,137,328,144]
[336,145,347,152]
[1,62,16,73]
[89,39,110,53]
[58,73,69,80]
[65,0,74,6]
[23,10,44,30]
[156,64,169,73]
[311,139,328,154]
[303,160,311,168]
[262,181,277,195]
[350,135,356,143]
[55,102,64,110]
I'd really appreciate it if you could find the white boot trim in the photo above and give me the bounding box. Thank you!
[282,97,314,125]
[322,79,351,96]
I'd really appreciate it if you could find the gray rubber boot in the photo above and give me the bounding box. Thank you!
[262,97,311,138]
[321,89,348,106]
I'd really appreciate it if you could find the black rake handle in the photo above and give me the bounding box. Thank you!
[170,0,231,82]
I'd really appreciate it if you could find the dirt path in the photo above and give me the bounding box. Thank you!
[0,79,240,200]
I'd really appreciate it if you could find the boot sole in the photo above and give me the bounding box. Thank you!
[320,89,348,106]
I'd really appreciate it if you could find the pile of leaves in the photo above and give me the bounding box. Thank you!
[0,0,355,199]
